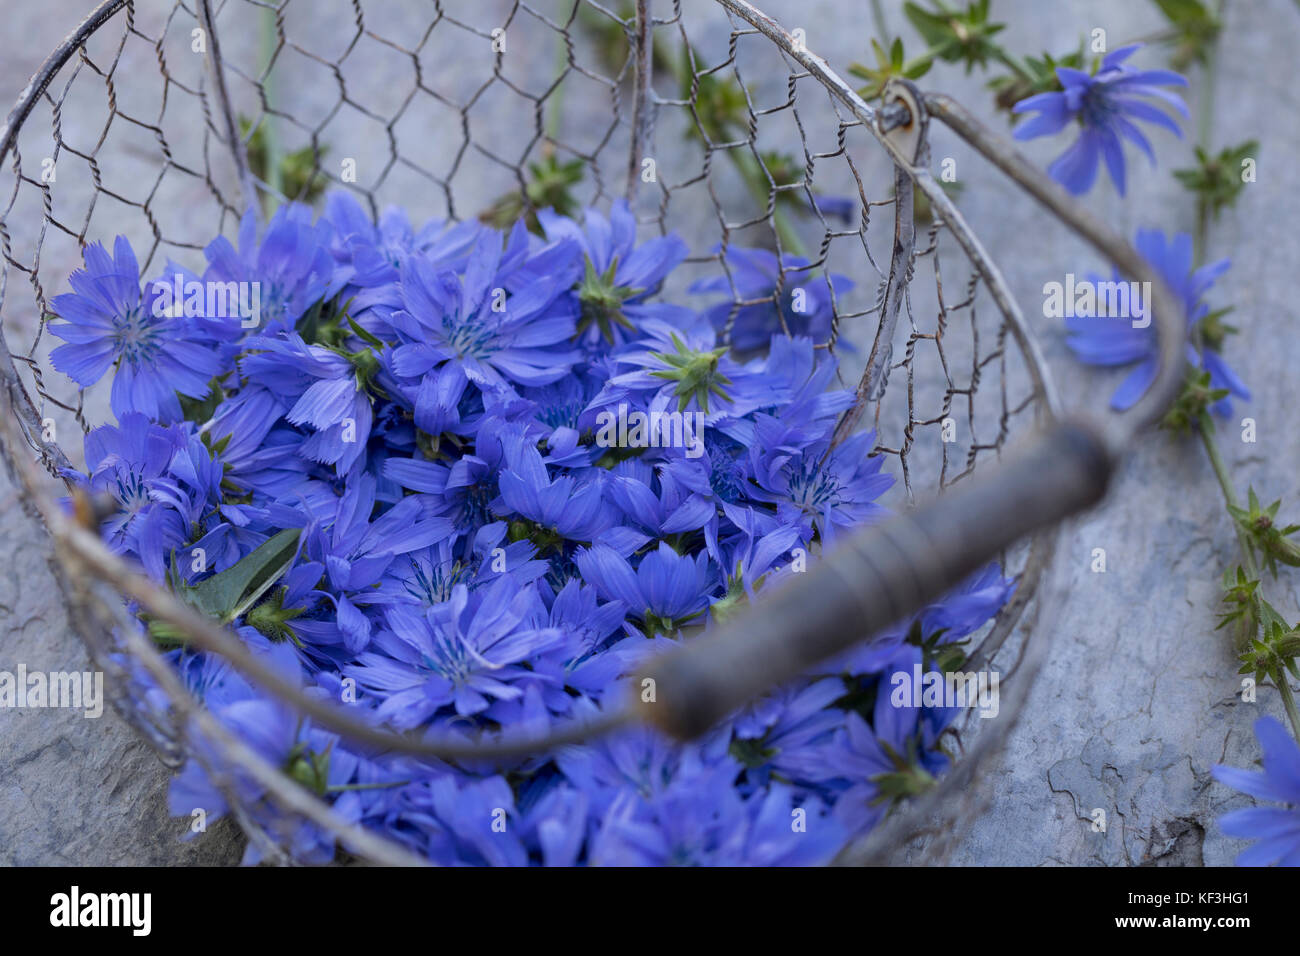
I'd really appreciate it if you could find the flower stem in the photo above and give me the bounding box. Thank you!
[1200,360,1300,745]
[1187,0,1259,587]
[729,151,808,259]
[1191,0,1226,261]
[259,7,283,204]
[869,0,889,42]
[1199,421,1259,580]
[545,27,567,143]
[1278,677,1300,741]
[1184,0,1300,742]
[989,46,1034,84]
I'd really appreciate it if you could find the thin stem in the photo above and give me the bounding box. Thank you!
[1279,679,1300,741]
[899,39,970,80]
[545,25,568,144]
[869,0,889,43]
[260,6,283,204]
[1191,0,1225,261]
[729,151,807,259]
[989,46,1034,84]
[1200,360,1300,743]
[1188,1,1258,586]
[1199,420,1259,579]
[664,42,806,259]
[1127,27,1181,47]
[1181,2,1300,741]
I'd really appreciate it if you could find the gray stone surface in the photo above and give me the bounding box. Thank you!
[0,460,244,864]
[0,0,1292,865]
[922,0,1300,866]
[0,0,246,866]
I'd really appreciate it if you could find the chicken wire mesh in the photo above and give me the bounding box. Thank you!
[0,0,1072,865]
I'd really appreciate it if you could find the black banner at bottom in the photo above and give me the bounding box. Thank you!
[0,863,1279,943]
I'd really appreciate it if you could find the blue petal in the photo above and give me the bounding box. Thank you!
[1108,356,1159,410]
[1048,129,1102,195]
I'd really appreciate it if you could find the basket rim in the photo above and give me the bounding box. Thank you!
[0,0,1070,866]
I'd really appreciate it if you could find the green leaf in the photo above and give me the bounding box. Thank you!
[905,58,934,80]
[239,115,328,208]
[576,254,643,344]
[182,528,302,624]
[648,333,732,412]
[347,314,384,351]
[296,294,362,350]
[479,153,586,234]
[1173,140,1257,220]
[1228,488,1300,577]
[851,36,928,101]
[1159,368,1227,434]
[903,2,952,48]
[179,378,225,426]
[295,297,327,344]
[246,586,307,644]
[899,0,1007,73]
[1259,598,1290,633]
[988,45,1085,115]
[1150,0,1222,69]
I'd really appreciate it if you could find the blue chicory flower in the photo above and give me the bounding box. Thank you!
[537,198,691,347]
[346,577,566,727]
[50,193,1013,866]
[690,246,853,353]
[49,237,225,422]
[203,203,338,334]
[1012,44,1188,195]
[1064,228,1246,414]
[1213,716,1300,866]
[387,222,582,391]
[574,541,717,636]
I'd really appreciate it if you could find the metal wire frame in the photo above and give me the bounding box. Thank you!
[0,0,1177,865]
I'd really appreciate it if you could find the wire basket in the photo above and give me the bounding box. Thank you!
[0,0,1139,866]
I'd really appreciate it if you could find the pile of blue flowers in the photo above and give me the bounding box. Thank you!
[48,193,1014,865]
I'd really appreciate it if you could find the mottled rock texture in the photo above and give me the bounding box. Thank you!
[0,0,1290,865]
